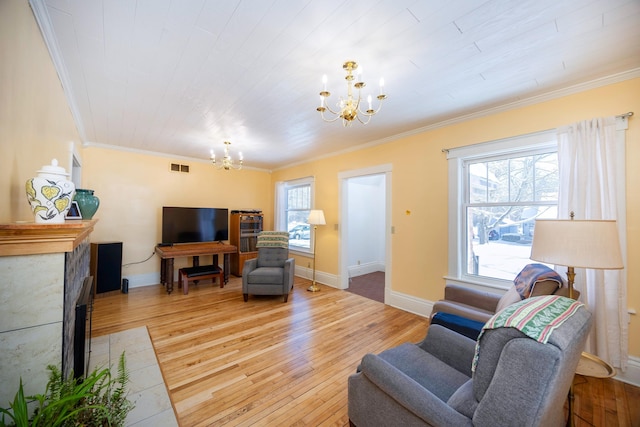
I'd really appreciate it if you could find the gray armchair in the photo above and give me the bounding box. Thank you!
[242,231,295,302]
[348,296,592,427]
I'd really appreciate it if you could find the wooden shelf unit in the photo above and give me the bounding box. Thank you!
[230,212,263,276]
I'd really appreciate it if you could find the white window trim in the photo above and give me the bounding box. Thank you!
[275,176,316,256]
[445,129,558,292]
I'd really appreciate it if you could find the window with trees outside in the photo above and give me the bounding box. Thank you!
[447,131,558,288]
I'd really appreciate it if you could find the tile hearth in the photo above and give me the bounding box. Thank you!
[89,326,177,426]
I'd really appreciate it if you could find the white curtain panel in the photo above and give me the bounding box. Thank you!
[274,181,286,230]
[557,116,628,370]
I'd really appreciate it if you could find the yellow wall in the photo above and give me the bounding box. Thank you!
[273,78,640,358]
[0,0,82,223]
[2,0,639,362]
[81,147,272,274]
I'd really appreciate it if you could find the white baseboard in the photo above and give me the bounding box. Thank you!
[347,261,384,278]
[386,290,434,319]
[295,265,339,288]
[298,266,433,317]
[615,356,640,387]
[123,272,161,289]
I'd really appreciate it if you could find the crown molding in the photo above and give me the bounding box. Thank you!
[83,141,271,173]
[29,0,87,141]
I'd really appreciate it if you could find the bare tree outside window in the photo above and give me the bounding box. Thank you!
[466,152,558,280]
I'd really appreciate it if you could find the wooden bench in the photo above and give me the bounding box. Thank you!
[178,264,224,295]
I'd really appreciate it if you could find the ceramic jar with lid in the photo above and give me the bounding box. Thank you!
[25,159,76,223]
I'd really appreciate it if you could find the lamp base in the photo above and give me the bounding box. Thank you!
[307,282,320,292]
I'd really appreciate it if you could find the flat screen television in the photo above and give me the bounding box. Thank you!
[162,207,229,244]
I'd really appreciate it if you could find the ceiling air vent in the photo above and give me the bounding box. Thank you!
[170,163,190,173]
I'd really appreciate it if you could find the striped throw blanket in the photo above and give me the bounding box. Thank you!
[472,295,584,372]
[256,231,289,249]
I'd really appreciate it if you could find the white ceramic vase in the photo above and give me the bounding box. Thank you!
[26,159,76,224]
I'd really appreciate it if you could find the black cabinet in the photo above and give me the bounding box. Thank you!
[90,242,123,294]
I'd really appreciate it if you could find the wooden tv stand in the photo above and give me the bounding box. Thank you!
[154,242,237,294]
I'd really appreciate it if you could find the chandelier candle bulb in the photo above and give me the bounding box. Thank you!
[322,74,327,91]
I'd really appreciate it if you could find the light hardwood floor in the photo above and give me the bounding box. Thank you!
[92,276,640,427]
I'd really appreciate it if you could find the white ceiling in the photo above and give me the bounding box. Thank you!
[30,0,640,170]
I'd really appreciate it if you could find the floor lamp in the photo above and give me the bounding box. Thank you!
[529,214,624,427]
[307,209,326,292]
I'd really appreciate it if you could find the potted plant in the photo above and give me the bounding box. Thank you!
[0,352,134,426]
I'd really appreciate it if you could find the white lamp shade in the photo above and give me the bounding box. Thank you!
[530,219,623,270]
[308,210,326,225]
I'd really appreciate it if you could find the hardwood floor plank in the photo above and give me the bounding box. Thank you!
[92,276,639,426]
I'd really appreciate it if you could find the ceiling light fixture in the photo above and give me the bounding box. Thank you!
[210,141,242,170]
[316,60,386,126]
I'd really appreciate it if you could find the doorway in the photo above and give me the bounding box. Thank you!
[69,142,82,189]
[339,165,392,303]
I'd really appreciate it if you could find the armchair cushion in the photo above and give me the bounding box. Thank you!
[354,353,472,427]
[375,343,470,402]
[247,266,284,285]
[256,246,289,268]
[494,285,521,312]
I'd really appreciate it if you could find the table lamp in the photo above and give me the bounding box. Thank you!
[307,209,326,292]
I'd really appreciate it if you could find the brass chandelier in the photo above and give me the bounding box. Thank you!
[210,141,242,170]
[316,60,387,126]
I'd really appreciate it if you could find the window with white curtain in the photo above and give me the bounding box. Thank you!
[446,130,559,289]
[275,177,315,253]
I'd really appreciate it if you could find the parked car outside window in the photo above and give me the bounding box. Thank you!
[289,224,310,240]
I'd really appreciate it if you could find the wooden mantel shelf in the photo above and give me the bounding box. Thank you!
[0,220,98,256]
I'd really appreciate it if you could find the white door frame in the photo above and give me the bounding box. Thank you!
[338,164,392,296]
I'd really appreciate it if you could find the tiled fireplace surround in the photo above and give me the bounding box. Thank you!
[0,222,95,406]
[0,222,177,425]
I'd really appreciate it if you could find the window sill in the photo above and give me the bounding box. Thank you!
[289,248,313,257]
[443,275,511,294]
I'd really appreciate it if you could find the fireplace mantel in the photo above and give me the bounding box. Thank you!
[0,219,97,256]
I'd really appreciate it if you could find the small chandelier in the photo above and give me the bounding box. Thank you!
[210,141,242,170]
[316,60,387,126]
